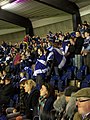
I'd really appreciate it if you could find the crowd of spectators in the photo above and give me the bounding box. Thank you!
[0,20,90,120]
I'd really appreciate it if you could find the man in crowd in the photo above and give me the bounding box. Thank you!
[73,87,90,120]
[74,31,84,69]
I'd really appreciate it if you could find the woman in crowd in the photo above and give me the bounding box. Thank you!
[39,83,56,120]
[6,79,40,120]
[33,47,48,88]
[18,79,40,120]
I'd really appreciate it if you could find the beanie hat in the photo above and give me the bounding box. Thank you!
[64,86,79,96]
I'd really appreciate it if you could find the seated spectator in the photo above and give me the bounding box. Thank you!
[0,78,4,89]
[73,87,90,120]
[16,79,40,120]
[0,106,7,120]
[53,86,79,120]
[39,83,56,120]
[6,77,27,120]
[0,75,16,106]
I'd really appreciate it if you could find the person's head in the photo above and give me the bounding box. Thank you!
[0,79,4,85]
[0,71,3,78]
[19,77,27,89]
[2,70,7,76]
[84,21,87,25]
[4,77,11,85]
[40,83,55,98]
[84,24,89,30]
[48,38,53,46]
[38,47,44,56]
[70,37,75,45]
[21,53,26,60]
[75,31,81,38]
[20,71,26,78]
[53,40,60,48]
[64,86,79,103]
[24,79,36,94]
[73,87,90,115]
[84,30,90,38]
[78,24,81,28]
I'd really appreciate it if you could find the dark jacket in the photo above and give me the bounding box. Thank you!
[0,83,15,105]
[67,44,75,58]
[75,36,84,54]
[24,87,40,120]
[40,95,56,120]
[43,96,56,112]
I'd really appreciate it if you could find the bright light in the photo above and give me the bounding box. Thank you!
[1,2,16,9]
[1,0,24,9]
[0,0,9,6]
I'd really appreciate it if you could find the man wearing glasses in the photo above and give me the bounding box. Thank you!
[73,87,90,120]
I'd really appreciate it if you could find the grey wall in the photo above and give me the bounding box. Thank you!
[34,14,90,37]
[34,19,73,37]
[0,14,90,44]
[81,14,90,23]
[0,31,25,44]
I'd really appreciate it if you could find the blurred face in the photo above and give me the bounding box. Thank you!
[76,32,80,37]
[21,55,25,60]
[24,81,31,93]
[5,79,10,85]
[0,80,4,84]
[40,85,48,97]
[78,24,81,27]
[38,49,42,56]
[25,51,29,56]
[20,81,25,89]
[20,72,24,78]
[76,97,90,115]
[65,96,71,103]
[3,70,6,76]
[84,32,89,38]
[0,72,3,77]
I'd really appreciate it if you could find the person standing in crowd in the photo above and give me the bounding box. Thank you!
[73,87,90,120]
[81,30,90,73]
[45,39,66,79]
[74,31,84,69]
[52,40,66,76]
[33,47,48,88]
[65,37,75,66]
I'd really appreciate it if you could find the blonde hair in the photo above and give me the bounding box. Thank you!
[25,79,36,90]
